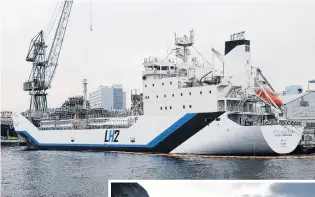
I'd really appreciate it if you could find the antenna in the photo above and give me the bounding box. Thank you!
[230,31,245,41]
[174,29,194,62]
[90,0,93,31]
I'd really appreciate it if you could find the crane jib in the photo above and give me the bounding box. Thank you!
[24,0,74,113]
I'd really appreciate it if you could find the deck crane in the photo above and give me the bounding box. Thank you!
[256,68,275,92]
[211,47,225,76]
[23,0,74,114]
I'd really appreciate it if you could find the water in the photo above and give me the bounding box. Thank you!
[2,146,315,197]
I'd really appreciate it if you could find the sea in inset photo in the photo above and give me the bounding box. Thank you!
[109,181,315,197]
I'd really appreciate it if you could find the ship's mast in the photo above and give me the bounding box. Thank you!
[83,79,88,110]
[174,29,194,62]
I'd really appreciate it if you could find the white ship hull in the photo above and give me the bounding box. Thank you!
[12,112,302,155]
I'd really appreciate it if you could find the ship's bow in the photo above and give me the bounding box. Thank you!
[11,113,40,147]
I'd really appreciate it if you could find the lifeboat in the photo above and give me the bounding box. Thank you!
[255,88,283,108]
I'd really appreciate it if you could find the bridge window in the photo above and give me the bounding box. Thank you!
[170,82,172,85]
[145,84,147,88]
[156,95,158,98]
[189,105,192,108]
[152,84,154,87]
[200,91,203,95]
[183,105,185,109]
[164,94,166,98]
[160,107,162,110]
[162,82,164,86]
[172,94,174,97]
[170,106,172,110]
[189,92,191,95]
[165,106,167,110]
[209,90,211,94]
[181,93,183,96]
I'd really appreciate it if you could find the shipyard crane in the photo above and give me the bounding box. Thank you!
[23,0,74,113]
[211,47,225,76]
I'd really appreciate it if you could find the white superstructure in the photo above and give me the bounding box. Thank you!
[12,30,303,155]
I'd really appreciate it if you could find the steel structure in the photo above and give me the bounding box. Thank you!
[24,0,74,113]
[211,47,225,76]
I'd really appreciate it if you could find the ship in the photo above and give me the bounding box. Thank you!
[1,111,25,146]
[12,30,303,155]
[1,111,16,138]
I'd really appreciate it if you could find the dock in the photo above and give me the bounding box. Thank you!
[1,138,27,146]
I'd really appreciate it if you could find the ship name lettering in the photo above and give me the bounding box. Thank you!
[263,120,301,126]
[105,130,120,142]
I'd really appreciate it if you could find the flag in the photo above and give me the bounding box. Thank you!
[309,79,315,83]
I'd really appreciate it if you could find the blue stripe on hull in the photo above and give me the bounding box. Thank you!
[17,113,197,148]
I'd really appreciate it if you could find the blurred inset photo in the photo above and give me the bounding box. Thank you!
[109,180,315,197]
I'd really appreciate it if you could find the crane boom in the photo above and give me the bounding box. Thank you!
[211,48,224,63]
[46,0,73,89]
[23,0,73,114]
[256,68,275,92]
[211,47,225,76]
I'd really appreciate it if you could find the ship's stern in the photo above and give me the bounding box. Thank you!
[260,125,303,154]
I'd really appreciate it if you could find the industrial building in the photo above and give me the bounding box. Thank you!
[89,84,126,111]
[284,85,303,94]
[278,88,315,151]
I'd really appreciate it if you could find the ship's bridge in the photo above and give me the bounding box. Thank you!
[142,56,177,80]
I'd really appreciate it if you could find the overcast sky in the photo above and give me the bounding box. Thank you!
[138,181,315,197]
[1,0,315,112]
